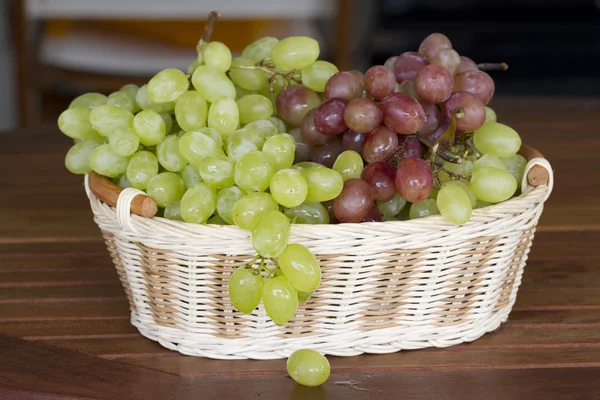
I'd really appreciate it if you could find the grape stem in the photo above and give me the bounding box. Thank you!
[257,257,276,278]
[477,62,508,71]
[196,10,220,54]
[245,254,260,269]
[233,60,302,95]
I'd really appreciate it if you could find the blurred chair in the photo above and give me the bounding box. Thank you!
[13,0,347,127]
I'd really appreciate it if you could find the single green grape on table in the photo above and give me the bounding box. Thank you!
[287,349,330,387]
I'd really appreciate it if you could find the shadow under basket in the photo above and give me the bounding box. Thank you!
[85,145,553,360]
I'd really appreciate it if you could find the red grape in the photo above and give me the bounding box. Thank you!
[301,108,334,145]
[311,138,343,168]
[276,86,321,127]
[323,200,339,224]
[348,69,365,84]
[420,103,440,136]
[379,93,425,135]
[457,56,478,74]
[384,56,398,72]
[414,64,454,104]
[394,52,429,83]
[332,178,374,223]
[362,204,383,222]
[341,130,366,153]
[362,126,399,163]
[431,48,461,75]
[314,98,349,135]
[394,157,433,203]
[343,98,383,134]
[324,71,363,101]
[397,135,426,159]
[364,65,396,99]
[453,70,495,105]
[289,127,313,163]
[418,33,452,60]
[442,91,486,132]
[361,162,397,202]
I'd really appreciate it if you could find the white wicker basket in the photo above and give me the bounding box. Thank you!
[85,152,553,360]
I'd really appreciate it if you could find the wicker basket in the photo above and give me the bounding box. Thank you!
[85,147,553,360]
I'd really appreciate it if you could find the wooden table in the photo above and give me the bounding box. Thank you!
[1,97,600,399]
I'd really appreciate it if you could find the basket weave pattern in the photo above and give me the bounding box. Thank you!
[87,158,553,360]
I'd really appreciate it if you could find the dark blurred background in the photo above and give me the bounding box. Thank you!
[0,0,598,132]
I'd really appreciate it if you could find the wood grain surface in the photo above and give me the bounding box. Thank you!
[0,97,599,399]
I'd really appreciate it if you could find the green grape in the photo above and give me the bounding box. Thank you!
[235,85,253,99]
[120,84,139,98]
[89,104,134,138]
[262,133,296,171]
[156,135,186,172]
[241,37,279,62]
[227,128,267,150]
[202,41,232,73]
[502,154,527,188]
[191,65,236,103]
[301,167,344,202]
[107,90,139,113]
[133,110,166,146]
[332,150,364,181]
[232,192,278,230]
[181,164,203,189]
[476,200,492,209]
[226,135,259,163]
[284,202,329,224]
[257,74,285,100]
[229,267,264,314]
[199,155,235,189]
[148,68,189,103]
[287,349,330,387]
[262,276,298,326]
[178,130,221,168]
[187,59,201,75]
[175,91,208,132]
[136,85,175,113]
[109,128,139,157]
[229,57,269,91]
[473,122,522,158]
[160,113,172,134]
[244,119,279,138]
[443,180,476,207]
[292,161,325,171]
[147,172,185,207]
[279,243,321,292]
[429,187,439,200]
[216,186,244,225]
[234,151,273,192]
[270,117,287,133]
[469,166,517,203]
[118,173,132,188]
[180,182,216,224]
[69,92,106,109]
[88,144,130,178]
[484,106,497,124]
[207,214,228,224]
[252,210,290,258]
[208,96,239,138]
[438,159,473,183]
[437,184,472,225]
[198,127,224,150]
[409,199,440,220]
[126,151,159,190]
[297,290,314,303]
[270,169,308,208]
[272,36,320,71]
[237,94,274,125]
[64,140,104,174]
[58,107,103,140]
[164,200,183,221]
[377,193,407,217]
[474,153,508,171]
[301,61,339,92]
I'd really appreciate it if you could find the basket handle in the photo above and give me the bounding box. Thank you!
[87,172,158,218]
[87,144,551,218]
